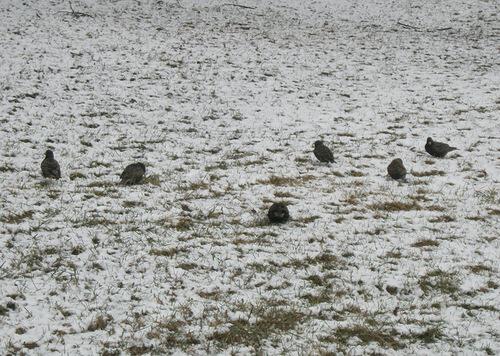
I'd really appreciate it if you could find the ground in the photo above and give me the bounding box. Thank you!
[0,0,499,354]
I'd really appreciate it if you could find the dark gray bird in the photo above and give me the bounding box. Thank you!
[268,203,290,224]
[313,140,335,163]
[425,137,457,158]
[387,158,407,180]
[41,150,61,179]
[120,163,146,185]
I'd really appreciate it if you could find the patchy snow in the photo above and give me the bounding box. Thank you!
[0,0,499,354]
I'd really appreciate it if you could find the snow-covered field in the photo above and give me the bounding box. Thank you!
[1,0,499,354]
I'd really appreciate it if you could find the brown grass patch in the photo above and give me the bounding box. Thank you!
[209,305,305,347]
[429,215,455,223]
[412,239,439,248]
[368,201,422,212]
[258,175,315,186]
[412,170,446,177]
[1,210,34,224]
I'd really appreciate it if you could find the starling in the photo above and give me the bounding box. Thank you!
[268,202,290,224]
[120,162,146,185]
[425,137,457,158]
[313,140,335,163]
[41,150,61,179]
[387,158,407,180]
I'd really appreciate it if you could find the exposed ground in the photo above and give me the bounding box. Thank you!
[0,0,499,354]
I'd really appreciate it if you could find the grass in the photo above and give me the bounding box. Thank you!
[412,239,440,248]
[173,217,192,231]
[235,157,269,167]
[419,269,461,296]
[15,327,26,335]
[360,227,385,235]
[69,172,87,180]
[87,181,116,188]
[257,175,315,186]
[468,264,494,274]
[412,170,446,177]
[368,201,422,212]
[89,161,112,168]
[409,193,432,202]
[321,322,444,349]
[295,215,321,224]
[322,324,403,350]
[88,189,119,197]
[209,303,305,348]
[487,280,499,289]
[348,170,365,177]
[465,215,485,221]
[197,290,225,301]
[150,247,185,257]
[184,182,209,191]
[205,161,228,171]
[305,275,326,286]
[0,305,9,316]
[140,316,200,351]
[273,191,297,198]
[337,132,355,137]
[457,303,498,312]
[47,190,61,199]
[80,140,92,147]
[23,341,39,350]
[143,174,161,186]
[302,289,332,305]
[488,208,500,216]
[177,262,198,270]
[285,253,341,271]
[341,190,368,204]
[122,200,145,208]
[0,164,16,172]
[410,326,444,343]
[87,314,112,331]
[1,210,34,224]
[429,215,455,223]
[476,188,498,204]
[386,286,398,295]
[71,245,85,255]
[72,217,117,227]
[385,250,402,259]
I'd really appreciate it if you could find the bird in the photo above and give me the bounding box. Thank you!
[313,140,335,163]
[387,158,407,180]
[120,163,146,185]
[41,150,61,179]
[268,203,290,224]
[425,137,457,158]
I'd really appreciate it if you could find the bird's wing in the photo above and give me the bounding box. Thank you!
[120,166,132,179]
[132,168,144,180]
[436,142,456,151]
[50,163,61,178]
[43,160,61,178]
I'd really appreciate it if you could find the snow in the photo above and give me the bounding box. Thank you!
[0,0,499,354]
